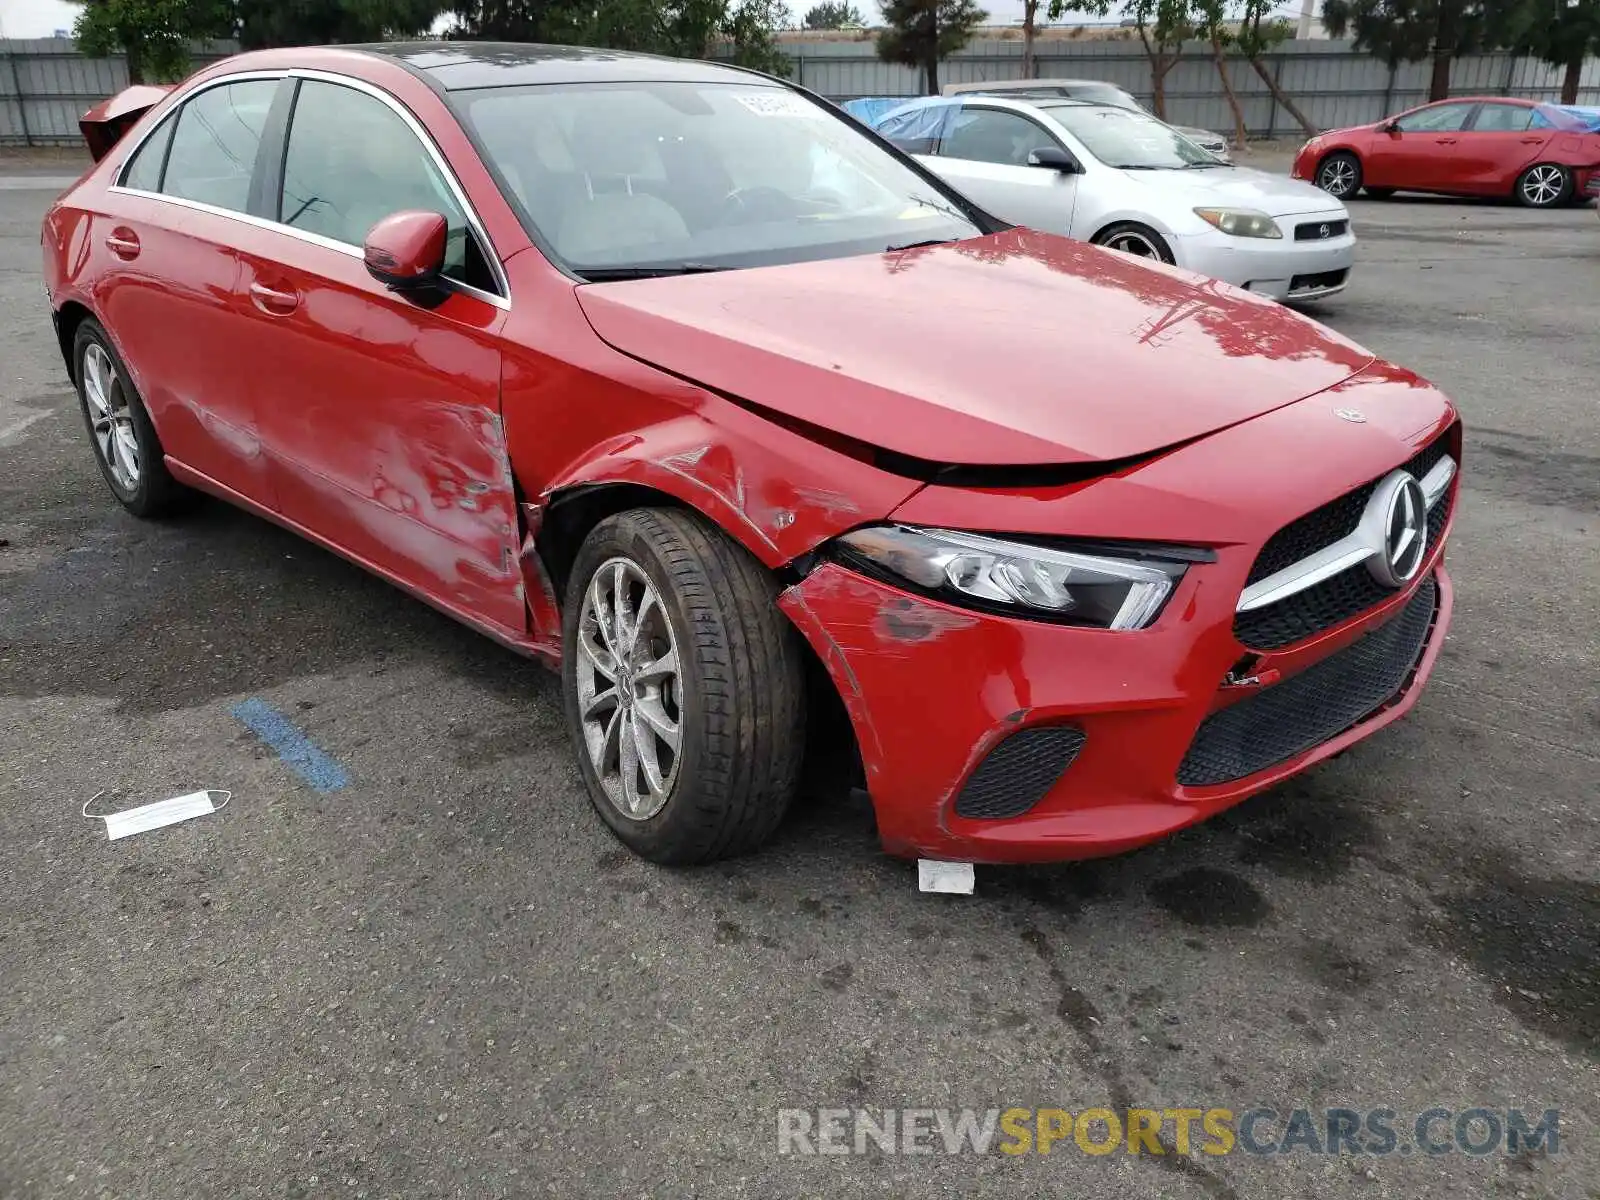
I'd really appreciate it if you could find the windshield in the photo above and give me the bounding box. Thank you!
[456,81,984,276]
[1039,104,1217,169]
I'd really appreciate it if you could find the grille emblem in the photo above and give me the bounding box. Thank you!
[1334,407,1366,423]
[1365,472,1428,587]
[1319,223,1331,238]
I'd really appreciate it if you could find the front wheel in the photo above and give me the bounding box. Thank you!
[1515,163,1571,208]
[1091,222,1175,264]
[561,508,806,865]
[1316,151,1362,199]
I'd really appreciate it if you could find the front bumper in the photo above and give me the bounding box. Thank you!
[1175,226,1355,301]
[779,544,1453,866]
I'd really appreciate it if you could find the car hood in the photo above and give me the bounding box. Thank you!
[1124,165,1344,216]
[575,229,1376,467]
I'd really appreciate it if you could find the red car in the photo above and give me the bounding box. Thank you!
[43,44,1461,868]
[1293,97,1600,207]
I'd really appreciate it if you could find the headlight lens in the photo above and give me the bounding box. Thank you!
[834,525,1189,630]
[1194,208,1282,239]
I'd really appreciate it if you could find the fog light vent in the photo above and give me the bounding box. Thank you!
[953,727,1086,820]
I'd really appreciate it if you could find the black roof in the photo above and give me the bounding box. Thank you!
[353,42,764,91]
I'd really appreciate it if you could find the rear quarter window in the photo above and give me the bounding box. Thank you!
[120,113,176,192]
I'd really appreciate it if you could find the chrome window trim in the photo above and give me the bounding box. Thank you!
[1236,454,1456,613]
[107,66,511,311]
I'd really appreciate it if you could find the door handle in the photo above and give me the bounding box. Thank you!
[249,281,300,316]
[1520,136,1543,143]
[1434,137,1457,145]
[105,228,140,259]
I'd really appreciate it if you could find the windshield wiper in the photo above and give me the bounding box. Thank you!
[886,238,956,252]
[1186,161,1230,169]
[576,263,728,282]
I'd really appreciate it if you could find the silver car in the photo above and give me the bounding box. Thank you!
[943,78,1232,161]
[875,95,1355,303]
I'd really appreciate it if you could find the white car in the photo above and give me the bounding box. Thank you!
[873,96,1355,302]
[942,78,1232,162]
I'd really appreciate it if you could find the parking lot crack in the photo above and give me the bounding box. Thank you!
[1020,924,1239,1200]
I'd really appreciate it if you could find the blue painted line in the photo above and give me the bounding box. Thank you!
[231,698,349,794]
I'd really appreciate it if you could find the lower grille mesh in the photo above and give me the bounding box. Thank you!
[1179,576,1437,788]
[954,727,1086,820]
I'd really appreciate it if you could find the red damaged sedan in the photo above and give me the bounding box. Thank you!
[43,44,1460,867]
[1294,96,1600,206]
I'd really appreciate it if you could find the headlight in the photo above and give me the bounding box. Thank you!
[1194,208,1282,239]
[834,525,1190,630]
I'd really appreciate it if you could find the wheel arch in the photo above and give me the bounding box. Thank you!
[54,299,97,383]
[1315,146,1362,179]
[532,474,868,809]
[1089,214,1179,245]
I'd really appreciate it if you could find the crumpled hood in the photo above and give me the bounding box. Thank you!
[1128,165,1347,216]
[576,229,1376,467]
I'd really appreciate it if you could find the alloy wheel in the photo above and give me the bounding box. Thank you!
[1318,158,1356,198]
[1521,165,1565,207]
[1104,230,1163,259]
[574,556,683,821]
[82,342,140,492]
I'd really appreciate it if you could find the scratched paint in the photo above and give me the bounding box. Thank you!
[875,595,980,644]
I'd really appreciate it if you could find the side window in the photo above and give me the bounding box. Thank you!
[1470,104,1533,133]
[121,113,176,192]
[1394,103,1476,134]
[942,109,1057,167]
[280,80,497,295]
[161,80,278,212]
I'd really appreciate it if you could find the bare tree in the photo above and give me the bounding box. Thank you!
[1193,0,1247,147]
[1237,0,1317,135]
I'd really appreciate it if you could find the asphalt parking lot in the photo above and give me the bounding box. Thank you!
[2,153,1596,1199]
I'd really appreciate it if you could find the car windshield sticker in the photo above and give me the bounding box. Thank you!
[733,92,823,118]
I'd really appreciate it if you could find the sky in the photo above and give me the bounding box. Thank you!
[0,0,80,39]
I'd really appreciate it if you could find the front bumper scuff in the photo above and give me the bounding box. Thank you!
[778,558,1453,865]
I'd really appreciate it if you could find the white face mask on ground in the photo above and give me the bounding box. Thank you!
[83,790,230,841]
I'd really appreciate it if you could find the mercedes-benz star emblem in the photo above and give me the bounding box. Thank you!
[1334,407,1366,423]
[1363,471,1428,587]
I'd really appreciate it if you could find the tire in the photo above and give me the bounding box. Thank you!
[71,318,190,518]
[1515,163,1571,208]
[1363,187,1395,200]
[560,507,806,865]
[1315,151,1362,200]
[1091,222,1175,264]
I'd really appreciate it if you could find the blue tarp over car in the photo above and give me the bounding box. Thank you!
[863,96,967,154]
[1534,104,1600,132]
[839,97,916,127]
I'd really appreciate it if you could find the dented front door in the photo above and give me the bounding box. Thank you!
[237,226,525,636]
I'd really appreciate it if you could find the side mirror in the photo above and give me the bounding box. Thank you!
[1380,120,1402,135]
[1028,145,1080,173]
[364,210,448,291]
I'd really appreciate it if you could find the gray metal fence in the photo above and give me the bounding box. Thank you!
[782,37,1600,136]
[4,34,1598,146]
[1,38,236,147]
